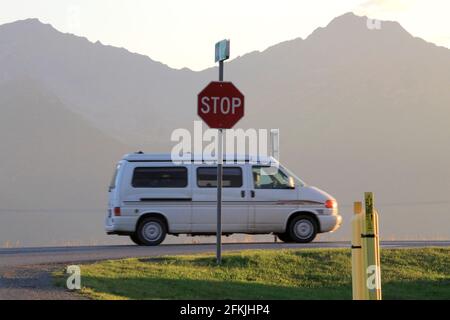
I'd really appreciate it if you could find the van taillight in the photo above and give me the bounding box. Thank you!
[325,200,337,209]
[113,207,121,216]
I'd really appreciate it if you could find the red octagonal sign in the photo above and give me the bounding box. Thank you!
[198,81,245,129]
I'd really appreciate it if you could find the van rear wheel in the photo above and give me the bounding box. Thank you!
[288,215,318,243]
[129,233,143,245]
[137,217,167,246]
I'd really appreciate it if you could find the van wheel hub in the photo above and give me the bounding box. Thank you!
[142,222,162,241]
[294,220,313,239]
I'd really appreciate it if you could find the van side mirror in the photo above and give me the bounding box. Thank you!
[288,176,296,189]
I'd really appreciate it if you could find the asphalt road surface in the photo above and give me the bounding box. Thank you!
[1,240,450,267]
[1,241,449,300]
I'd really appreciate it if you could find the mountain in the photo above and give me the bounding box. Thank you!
[0,18,197,147]
[0,12,449,243]
[0,79,129,210]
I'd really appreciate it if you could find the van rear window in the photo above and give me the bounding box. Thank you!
[197,167,243,188]
[132,167,188,188]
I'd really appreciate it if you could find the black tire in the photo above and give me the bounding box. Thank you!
[129,233,143,245]
[137,217,167,246]
[276,233,293,243]
[288,215,318,243]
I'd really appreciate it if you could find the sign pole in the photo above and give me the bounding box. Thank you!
[198,39,239,266]
[216,129,223,264]
[216,59,224,265]
[219,60,224,81]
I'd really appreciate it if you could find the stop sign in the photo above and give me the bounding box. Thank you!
[198,81,245,129]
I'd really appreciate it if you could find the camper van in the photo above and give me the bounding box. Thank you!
[105,153,342,246]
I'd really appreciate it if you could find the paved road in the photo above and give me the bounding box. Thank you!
[1,240,450,267]
[1,241,449,300]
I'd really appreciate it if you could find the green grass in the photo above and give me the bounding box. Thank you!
[54,248,450,300]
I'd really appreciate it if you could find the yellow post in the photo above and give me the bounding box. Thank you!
[351,202,364,300]
[374,209,382,300]
[362,192,382,300]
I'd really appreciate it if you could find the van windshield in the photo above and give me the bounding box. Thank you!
[280,164,306,187]
[109,164,120,191]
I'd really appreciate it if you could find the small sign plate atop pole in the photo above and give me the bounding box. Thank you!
[215,39,230,63]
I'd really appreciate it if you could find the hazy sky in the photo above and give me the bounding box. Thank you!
[1,0,449,70]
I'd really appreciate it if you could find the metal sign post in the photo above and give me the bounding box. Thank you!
[216,127,223,264]
[216,40,228,265]
[198,40,244,265]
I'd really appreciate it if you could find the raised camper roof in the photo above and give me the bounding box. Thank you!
[122,152,276,164]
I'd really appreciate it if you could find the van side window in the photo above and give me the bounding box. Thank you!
[252,166,290,189]
[132,167,188,188]
[197,167,243,188]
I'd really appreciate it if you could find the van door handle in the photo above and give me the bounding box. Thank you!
[241,190,245,198]
[251,190,255,198]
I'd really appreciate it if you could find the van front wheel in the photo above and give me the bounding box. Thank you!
[276,233,293,243]
[288,215,318,243]
[137,217,167,246]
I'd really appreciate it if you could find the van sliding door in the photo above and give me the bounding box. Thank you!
[191,165,250,233]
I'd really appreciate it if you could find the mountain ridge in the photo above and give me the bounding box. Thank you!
[0,17,180,72]
[3,12,448,72]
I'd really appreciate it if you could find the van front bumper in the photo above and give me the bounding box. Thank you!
[318,214,343,233]
[105,216,137,234]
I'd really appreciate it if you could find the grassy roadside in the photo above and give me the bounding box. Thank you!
[54,248,450,300]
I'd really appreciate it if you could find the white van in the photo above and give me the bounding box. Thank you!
[105,153,342,246]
